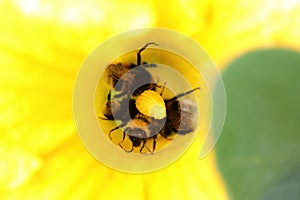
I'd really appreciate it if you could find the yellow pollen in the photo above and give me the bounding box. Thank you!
[136,90,166,119]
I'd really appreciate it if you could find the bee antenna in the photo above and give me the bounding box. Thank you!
[140,140,152,154]
[137,42,159,65]
[160,82,167,95]
[98,116,109,120]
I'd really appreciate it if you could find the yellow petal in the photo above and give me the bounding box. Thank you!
[6,0,300,199]
[0,142,41,190]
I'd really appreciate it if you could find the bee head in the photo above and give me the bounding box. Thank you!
[128,135,142,147]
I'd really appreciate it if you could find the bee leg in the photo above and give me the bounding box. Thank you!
[109,126,120,139]
[176,129,195,135]
[108,126,121,140]
[137,42,159,65]
[140,139,152,154]
[118,131,135,153]
[108,122,127,139]
[120,143,134,153]
[118,132,126,150]
[160,82,167,95]
[118,133,126,148]
[152,135,157,153]
[98,116,114,120]
[107,90,112,100]
[140,139,147,154]
[119,131,126,143]
[126,145,134,153]
[142,62,157,68]
[147,83,161,92]
[168,87,201,102]
[119,143,133,153]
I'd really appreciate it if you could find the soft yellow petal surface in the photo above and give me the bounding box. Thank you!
[1,0,300,199]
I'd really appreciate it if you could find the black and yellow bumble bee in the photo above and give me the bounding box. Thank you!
[100,43,199,154]
[105,42,159,98]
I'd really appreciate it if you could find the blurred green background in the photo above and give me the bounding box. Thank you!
[216,49,300,200]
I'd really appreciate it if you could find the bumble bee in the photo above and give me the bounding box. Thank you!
[100,42,200,154]
[105,42,158,98]
[162,88,200,138]
[107,85,200,153]
[113,112,165,153]
[101,42,160,122]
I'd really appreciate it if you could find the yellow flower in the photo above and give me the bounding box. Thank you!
[1,0,299,199]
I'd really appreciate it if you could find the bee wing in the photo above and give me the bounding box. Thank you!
[177,100,199,135]
[106,63,131,88]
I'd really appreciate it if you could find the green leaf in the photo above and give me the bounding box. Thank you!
[215,49,300,200]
